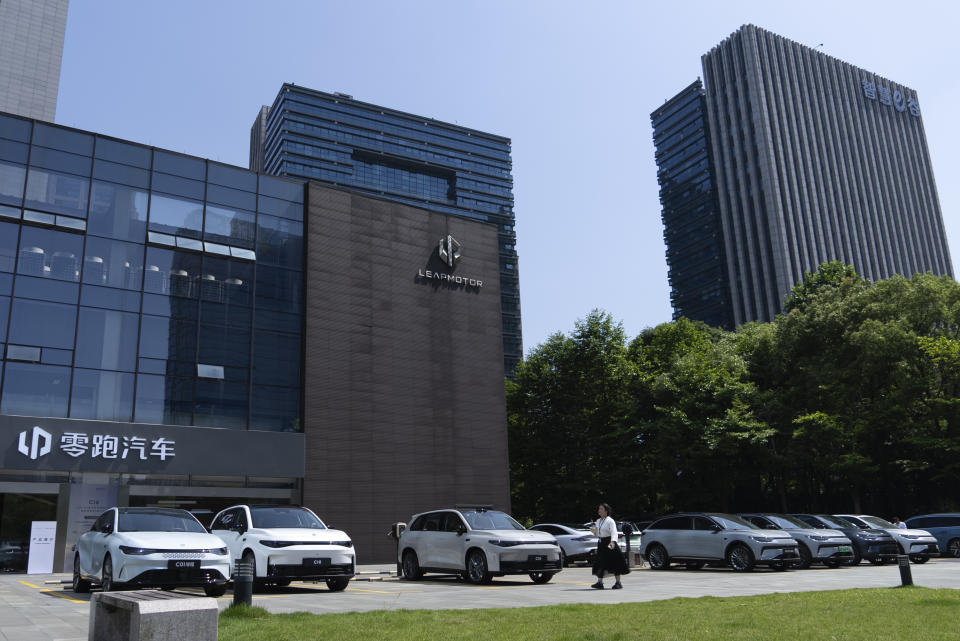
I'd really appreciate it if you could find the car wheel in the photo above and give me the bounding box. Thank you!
[401,550,422,580]
[204,584,227,597]
[529,571,554,584]
[909,554,929,564]
[726,543,755,572]
[847,546,862,566]
[560,549,567,567]
[684,562,704,570]
[646,544,670,570]
[72,555,90,593]
[795,544,812,569]
[465,550,491,585]
[326,577,350,591]
[101,555,115,592]
[947,538,960,558]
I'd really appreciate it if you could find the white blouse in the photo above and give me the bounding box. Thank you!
[595,516,617,539]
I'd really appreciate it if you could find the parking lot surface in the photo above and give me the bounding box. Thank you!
[2,559,958,640]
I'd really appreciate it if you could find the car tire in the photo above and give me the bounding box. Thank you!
[72,555,90,593]
[326,577,350,591]
[401,550,422,580]
[726,543,755,572]
[646,544,669,570]
[529,571,554,584]
[796,544,812,569]
[909,554,929,564]
[101,555,116,592]
[204,584,227,597]
[684,561,704,570]
[560,549,567,567]
[465,550,491,585]
[947,538,960,558]
[847,547,862,566]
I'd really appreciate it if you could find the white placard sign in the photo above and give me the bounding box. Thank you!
[26,521,57,574]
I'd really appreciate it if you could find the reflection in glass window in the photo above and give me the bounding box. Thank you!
[256,214,303,268]
[255,266,302,313]
[80,285,141,313]
[1,362,70,417]
[138,314,197,362]
[194,380,248,429]
[0,161,25,205]
[82,236,144,290]
[143,247,201,298]
[148,194,203,237]
[8,298,76,349]
[253,330,300,387]
[87,181,148,242]
[75,307,139,371]
[0,220,18,272]
[200,256,252,306]
[17,226,83,282]
[24,168,89,218]
[134,374,193,425]
[0,295,8,340]
[70,369,134,421]
[251,385,301,432]
[198,323,250,368]
[94,137,152,169]
[204,204,256,248]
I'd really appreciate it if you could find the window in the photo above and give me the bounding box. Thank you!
[143,247,201,298]
[17,226,83,282]
[256,214,303,268]
[138,315,197,363]
[87,181,148,242]
[8,298,76,349]
[148,194,203,238]
[75,307,139,371]
[153,150,205,180]
[69,369,134,421]
[134,373,193,425]
[24,168,89,218]
[193,379,248,429]
[208,163,257,192]
[1,362,71,417]
[250,385,299,432]
[94,138,152,169]
[204,204,256,248]
[32,123,93,155]
[0,221,19,272]
[0,161,26,205]
[82,236,144,290]
[255,266,302,313]
[253,330,300,386]
[198,323,250,368]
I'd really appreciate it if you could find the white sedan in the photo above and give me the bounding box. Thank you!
[209,505,355,591]
[73,507,231,596]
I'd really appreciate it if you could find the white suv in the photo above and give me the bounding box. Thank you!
[210,505,355,591]
[398,508,562,584]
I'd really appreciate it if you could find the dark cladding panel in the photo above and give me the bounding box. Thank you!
[302,183,508,562]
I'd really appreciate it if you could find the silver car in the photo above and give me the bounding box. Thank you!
[837,514,939,563]
[740,513,854,568]
[642,513,799,572]
[530,524,597,566]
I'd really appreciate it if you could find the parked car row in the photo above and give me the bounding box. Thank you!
[72,505,960,594]
[73,505,355,595]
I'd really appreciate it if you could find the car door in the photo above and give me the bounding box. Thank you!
[211,507,246,562]
[415,512,445,567]
[658,516,694,556]
[435,512,468,569]
[686,516,723,559]
[87,510,115,576]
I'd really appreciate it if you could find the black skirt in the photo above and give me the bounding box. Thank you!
[592,536,629,576]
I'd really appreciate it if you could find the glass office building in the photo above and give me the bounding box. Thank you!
[651,80,732,329]
[0,112,306,572]
[250,85,522,374]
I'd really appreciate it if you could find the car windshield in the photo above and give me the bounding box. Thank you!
[861,516,895,529]
[818,515,856,529]
[462,510,524,530]
[250,507,326,529]
[118,510,206,533]
[765,514,810,529]
[711,515,759,530]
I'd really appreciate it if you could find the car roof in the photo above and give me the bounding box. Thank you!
[117,507,192,516]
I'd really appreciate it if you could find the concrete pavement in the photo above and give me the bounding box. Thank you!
[1,559,957,639]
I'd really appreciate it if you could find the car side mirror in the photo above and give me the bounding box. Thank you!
[456,524,467,536]
[765,524,778,530]
[709,524,721,532]
[232,522,247,534]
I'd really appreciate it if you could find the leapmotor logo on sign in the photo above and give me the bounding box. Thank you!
[17,426,52,460]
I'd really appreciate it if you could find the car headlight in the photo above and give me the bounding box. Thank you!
[261,540,353,548]
[213,547,229,555]
[119,546,159,555]
[900,534,918,540]
[488,539,522,547]
[750,536,775,543]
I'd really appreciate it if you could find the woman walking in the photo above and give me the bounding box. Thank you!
[591,502,628,589]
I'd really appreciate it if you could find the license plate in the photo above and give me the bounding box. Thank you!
[167,560,200,570]
[838,546,852,553]
[528,555,545,562]
[303,557,331,567]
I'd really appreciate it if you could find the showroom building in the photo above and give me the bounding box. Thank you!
[0,111,510,568]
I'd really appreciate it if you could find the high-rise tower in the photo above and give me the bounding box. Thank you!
[0,0,69,121]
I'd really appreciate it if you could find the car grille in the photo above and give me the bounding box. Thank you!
[267,563,355,578]
[162,551,216,558]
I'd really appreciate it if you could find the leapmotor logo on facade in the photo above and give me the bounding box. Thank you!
[417,235,484,289]
[18,426,52,460]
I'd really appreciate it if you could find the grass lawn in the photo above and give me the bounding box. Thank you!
[218,586,958,641]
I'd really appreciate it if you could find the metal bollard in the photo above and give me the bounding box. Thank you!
[233,559,253,606]
[897,554,913,586]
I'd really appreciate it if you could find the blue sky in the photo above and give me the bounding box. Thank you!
[56,0,960,353]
